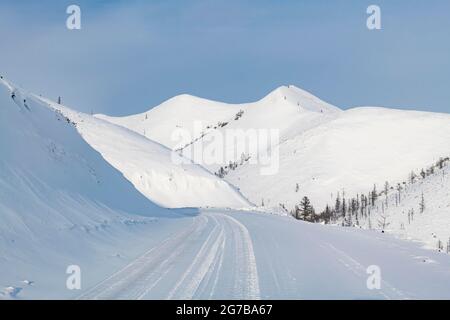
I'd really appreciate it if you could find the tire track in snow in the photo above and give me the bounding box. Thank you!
[220,213,260,299]
[207,228,226,299]
[77,212,260,300]
[166,215,225,299]
[166,212,260,299]
[77,215,208,299]
[133,219,208,300]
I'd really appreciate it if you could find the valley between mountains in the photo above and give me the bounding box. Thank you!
[1,77,450,299]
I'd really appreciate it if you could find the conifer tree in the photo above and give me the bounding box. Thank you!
[419,192,425,213]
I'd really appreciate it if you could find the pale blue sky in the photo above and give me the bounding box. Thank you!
[0,0,449,115]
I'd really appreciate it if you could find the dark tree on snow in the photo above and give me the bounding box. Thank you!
[299,196,315,222]
[419,192,425,213]
[371,184,378,206]
[409,171,417,184]
[384,181,389,207]
[342,197,347,216]
[322,205,333,224]
[335,193,341,215]
[420,169,426,179]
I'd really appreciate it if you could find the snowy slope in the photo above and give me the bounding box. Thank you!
[230,107,450,211]
[3,77,450,299]
[354,158,450,251]
[98,87,450,213]
[97,94,242,149]
[0,78,197,299]
[31,95,251,209]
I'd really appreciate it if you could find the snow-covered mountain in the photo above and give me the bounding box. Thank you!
[1,79,250,209]
[0,77,250,298]
[98,86,450,213]
[97,85,340,151]
[230,106,450,212]
[3,77,450,300]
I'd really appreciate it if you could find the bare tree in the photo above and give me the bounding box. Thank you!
[384,181,389,207]
[378,213,390,231]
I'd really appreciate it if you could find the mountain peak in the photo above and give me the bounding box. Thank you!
[262,85,341,113]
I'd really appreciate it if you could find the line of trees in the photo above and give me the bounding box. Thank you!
[287,156,450,229]
[215,153,251,178]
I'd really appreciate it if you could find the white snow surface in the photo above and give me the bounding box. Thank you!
[357,161,450,251]
[231,106,450,212]
[2,78,450,299]
[73,210,450,299]
[27,89,251,209]
[0,77,197,299]
[98,87,450,213]
[96,85,340,157]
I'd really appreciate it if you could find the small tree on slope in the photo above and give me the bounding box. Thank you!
[371,184,378,206]
[299,196,315,222]
[378,213,390,231]
[419,192,425,213]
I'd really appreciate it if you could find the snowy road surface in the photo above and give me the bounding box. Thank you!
[78,210,450,300]
[78,212,259,300]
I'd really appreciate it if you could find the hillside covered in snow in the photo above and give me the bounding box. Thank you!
[2,76,450,300]
[335,156,450,251]
[0,78,195,298]
[34,96,250,209]
[1,79,250,210]
[98,86,450,216]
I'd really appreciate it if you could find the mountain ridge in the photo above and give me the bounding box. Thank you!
[95,84,450,215]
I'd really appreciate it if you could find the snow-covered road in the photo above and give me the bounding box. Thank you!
[78,210,450,300]
[78,212,260,300]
